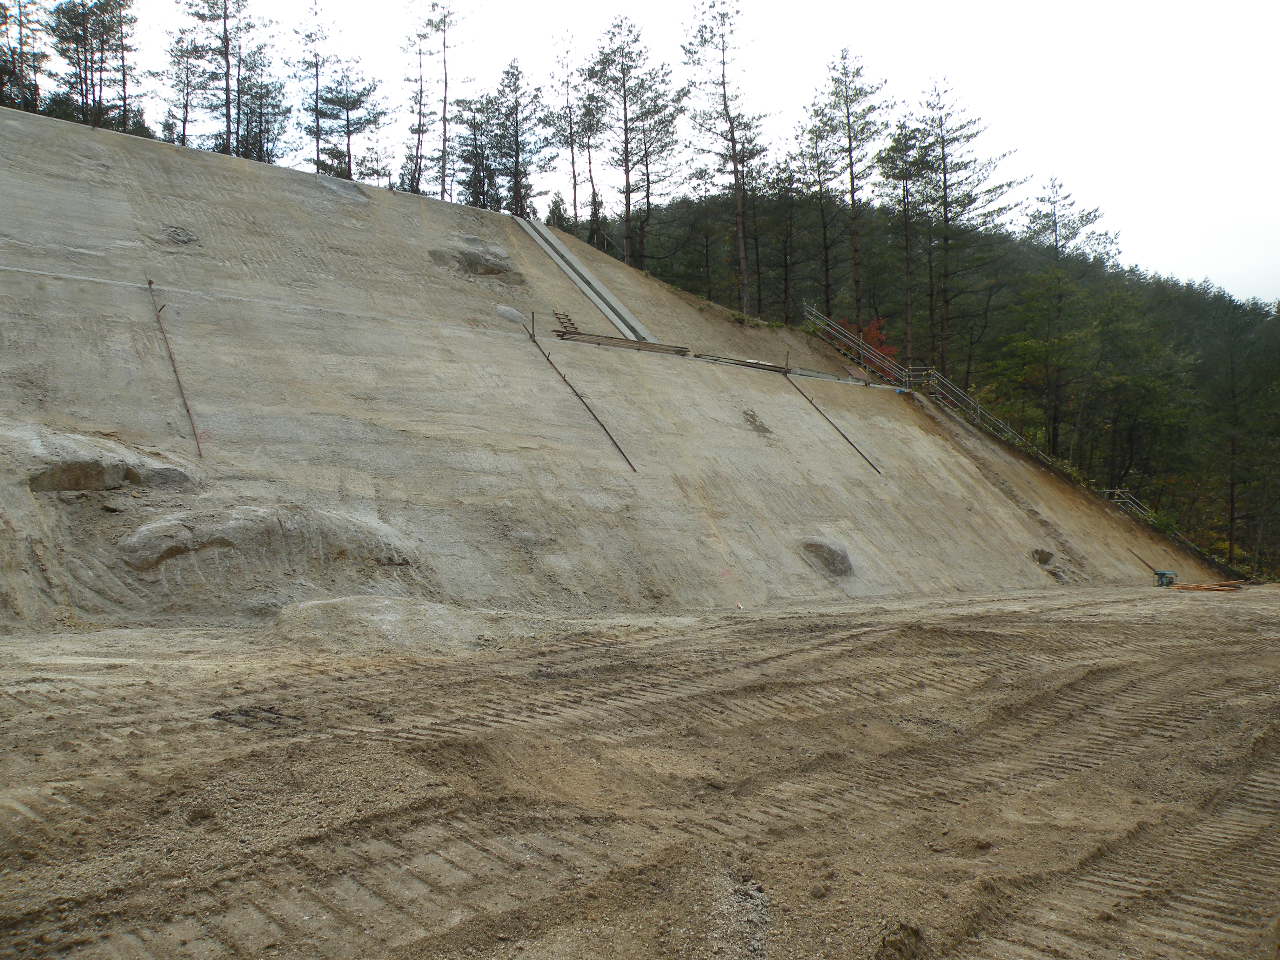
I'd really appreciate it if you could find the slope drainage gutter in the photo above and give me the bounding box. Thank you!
[514,216,654,343]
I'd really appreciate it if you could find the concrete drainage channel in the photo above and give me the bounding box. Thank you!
[513,216,654,342]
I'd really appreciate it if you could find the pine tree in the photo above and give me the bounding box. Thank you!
[397,3,453,196]
[795,101,843,318]
[682,0,763,314]
[632,65,685,268]
[356,137,393,187]
[491,59,553,219]
[916,81,1018,375]
[155,26,200,144]
[1003,187,1104,457]
[316,62,385,180]
[292,0,330,173]
[549,50,581,230]
[185,0,249,154]
[398,19,436,194]
[578,88,606,245]
[113,0,139,130]
[427,3,454,200]
[232,41,288,162]
[0,0,48,111]
[764,159,799,323]
[876,117,931,364]
[546,192,570,230]
[588,17,646,264]
[454,92,501,210]
[588,17,685,267]
[820,49,885,329]
[43,0,140,131]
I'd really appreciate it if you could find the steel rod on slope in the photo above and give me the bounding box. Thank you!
[786,375,881,475]
[146,278,203,457]
[524,324,637,473]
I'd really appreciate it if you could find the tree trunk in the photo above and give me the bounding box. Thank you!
[439,23,449,200]
[410,46,425,192]
[513,99,524,217]
[938,138,951,376]
[117,14,129,130]
[221,1,232,155]
[621,81,633,265]
[637,150,652,270]
[180,65,190,144]
[731,166,749,314]
[233,42,242,155]
[819,189,832,317]
[902,178,913,365]
[750,184,762,314]
[703,230,712,301]
[344,104,353,179]
[568,102,579,227]
[781,188,793,325]
[718,38,749,314]
[844,105,864,329]
[312,61,320,172]
[925,233,937,367]
[585,135,600,246]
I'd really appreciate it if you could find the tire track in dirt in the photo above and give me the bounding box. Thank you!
[5,595,1278,959]
[950,747,1280,959]
[18,643,1271,958]
[46,812,656,960]
[0,617,1154,864]
[0,590,1169,758]
[667,644,1274,844]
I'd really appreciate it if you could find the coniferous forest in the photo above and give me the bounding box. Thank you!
[3,0,1277,574]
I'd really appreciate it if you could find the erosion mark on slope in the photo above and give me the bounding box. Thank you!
[741,409,773,438]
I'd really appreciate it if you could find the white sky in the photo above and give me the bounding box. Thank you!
[132,0,1279,304]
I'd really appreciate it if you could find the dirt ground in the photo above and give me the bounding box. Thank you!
[2,585,1278,959]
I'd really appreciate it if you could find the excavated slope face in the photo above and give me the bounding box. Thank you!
[0,109,1214,629]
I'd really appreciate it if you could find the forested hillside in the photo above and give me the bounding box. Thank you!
[3,0,1276,573]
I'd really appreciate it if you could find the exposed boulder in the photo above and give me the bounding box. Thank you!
[800,539,854,578]
[0,421,196,492]
[118,504,419,572]
[430,235,525,283]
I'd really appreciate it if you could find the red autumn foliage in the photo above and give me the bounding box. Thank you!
[836,315,898,358]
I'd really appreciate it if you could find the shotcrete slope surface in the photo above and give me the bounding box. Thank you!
[0,109,1212,629]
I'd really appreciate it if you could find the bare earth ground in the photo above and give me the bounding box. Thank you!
[2,586,1279,960]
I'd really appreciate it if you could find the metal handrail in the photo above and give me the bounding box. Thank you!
[1102,489,1158,523]
[803,304,909,386]
[804,303,1029,449]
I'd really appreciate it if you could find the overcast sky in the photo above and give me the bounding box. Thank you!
[133,0,1278,304]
